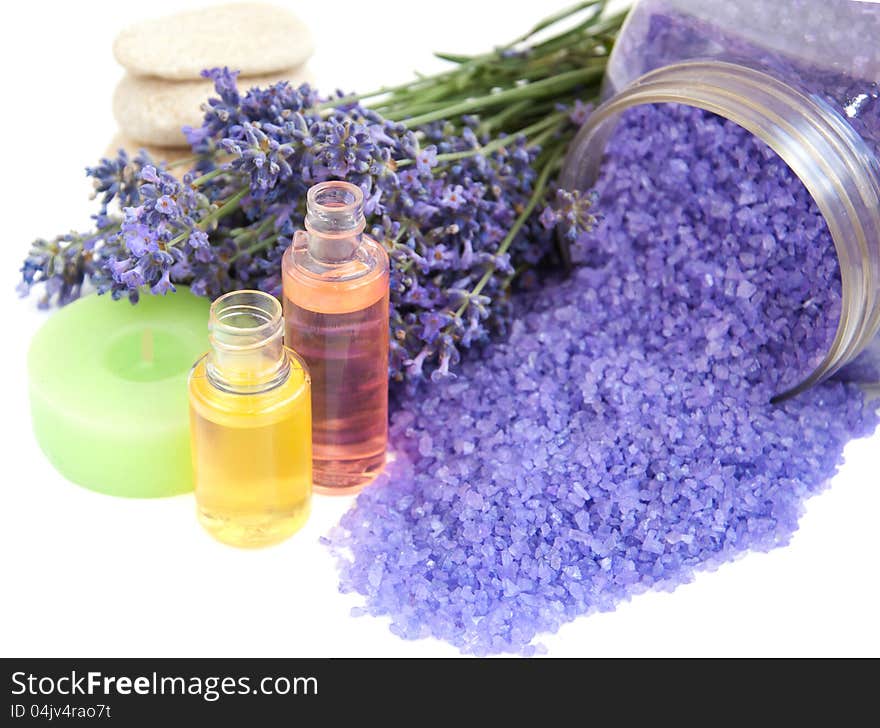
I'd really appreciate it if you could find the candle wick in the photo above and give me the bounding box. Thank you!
[141,328,154,365]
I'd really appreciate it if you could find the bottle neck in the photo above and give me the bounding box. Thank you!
[561,60,880,400]
[206,290,288,394]
[306,226,364,264]
[303,180,367,264]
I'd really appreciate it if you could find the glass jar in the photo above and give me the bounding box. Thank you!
[561,0,880,398]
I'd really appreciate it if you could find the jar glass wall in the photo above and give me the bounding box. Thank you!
[562,0,880,398]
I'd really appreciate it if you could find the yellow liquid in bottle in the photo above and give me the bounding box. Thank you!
[188,353,312,548]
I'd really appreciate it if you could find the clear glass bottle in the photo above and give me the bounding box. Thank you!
[189,290,312,548]
[282,181,390,494]
[562,0,880,398]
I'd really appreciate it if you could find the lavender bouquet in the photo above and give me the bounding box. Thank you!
[20,0,623,382]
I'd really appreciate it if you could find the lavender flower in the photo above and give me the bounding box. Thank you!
[19,1,620,380]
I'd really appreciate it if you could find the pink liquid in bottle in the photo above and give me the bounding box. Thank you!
[282,181,389,494]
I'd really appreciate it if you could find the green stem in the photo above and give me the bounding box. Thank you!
[317,73,459,110]
[165,154,201,169]
[231,214,275,241]
[478,100,533,134]
[321,0,608,116]
[508,0,605,46]
[431,1,605,71]
[454,143,564,319]
[204,187,248,225]
[432,51,472,64]
[528,120,567,150]
[392,64,604,126]
[390,223,410,247]
[231,233,280,262]
[68,220,122,257]
[229,214,280,261]
[168,187,248,247]
[395,111,568,168]
[191,167,227,187]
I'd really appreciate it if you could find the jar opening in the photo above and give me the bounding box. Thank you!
[561,61,880,400]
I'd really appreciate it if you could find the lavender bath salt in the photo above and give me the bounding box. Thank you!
[328,105,879,655]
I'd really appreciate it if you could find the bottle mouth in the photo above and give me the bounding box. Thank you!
[305,181,366,236]
[207,290,288,393]
[561,60,880,401]
[210,290,282,351]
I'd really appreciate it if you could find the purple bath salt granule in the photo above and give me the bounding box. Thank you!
[327,104,879,655]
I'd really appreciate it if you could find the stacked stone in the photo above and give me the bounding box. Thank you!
[108,3,313,164]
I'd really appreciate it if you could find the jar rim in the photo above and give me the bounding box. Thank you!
[561,60,880,400]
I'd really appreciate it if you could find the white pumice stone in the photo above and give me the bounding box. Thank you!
[113,3,314,81]
[112,67,313,147]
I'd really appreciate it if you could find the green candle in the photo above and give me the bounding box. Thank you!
[28,288,209,498]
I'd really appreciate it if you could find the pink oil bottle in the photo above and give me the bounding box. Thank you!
[282,181,389,494]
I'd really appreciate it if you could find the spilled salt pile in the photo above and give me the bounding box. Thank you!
[328,105,879,655]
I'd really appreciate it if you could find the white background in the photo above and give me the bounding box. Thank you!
[1,0,878,658]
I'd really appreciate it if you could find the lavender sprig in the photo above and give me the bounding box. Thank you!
[19,1,624,382]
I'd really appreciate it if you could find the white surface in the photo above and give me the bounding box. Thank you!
[1,0,878,658]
